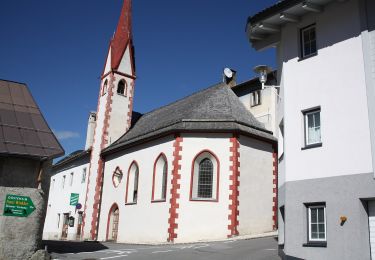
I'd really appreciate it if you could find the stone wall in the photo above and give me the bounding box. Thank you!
[0,157,51,260]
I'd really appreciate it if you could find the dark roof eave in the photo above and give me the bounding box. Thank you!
[52,149,91,169]
[247,0,304,25]
[0,151,64,161]
[101,121,276,157]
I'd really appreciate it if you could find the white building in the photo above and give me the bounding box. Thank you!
[247,0,375,259]
[43,150,90,240]
[44,0,279,243]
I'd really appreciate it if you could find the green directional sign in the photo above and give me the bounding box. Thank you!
[70,193,79,206]
[3,194,35,217]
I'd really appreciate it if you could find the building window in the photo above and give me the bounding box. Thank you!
[250,90,261,107]
[152,154,168,202]
[125,161,139,204]
[300,24,317,58]
[190,150,219,201]
[308,205,326,242]
[62,175,66,189]
[278,119,284,161]
[112,167,123,188]
[70,172,74,186]
[304,108,321,146]
[198,159,213,198]
[102,79,108,95]
[81,168,86,184]
[117,80,127,96]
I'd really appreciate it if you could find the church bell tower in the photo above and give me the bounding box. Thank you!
[82,0,136,240]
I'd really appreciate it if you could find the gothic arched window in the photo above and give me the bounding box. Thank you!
[102,79,108,95]
[190,150,219,201]
[117,80,127,96]
[125,161,139,204]
[152,154,168,201]
[197,158,213,198]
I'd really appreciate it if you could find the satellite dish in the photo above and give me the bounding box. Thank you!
[224,68,233,78]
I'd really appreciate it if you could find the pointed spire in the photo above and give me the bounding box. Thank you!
[110,0,132,71]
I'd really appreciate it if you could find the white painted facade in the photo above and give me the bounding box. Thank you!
[97,136,174,243]
[279,0,373,183]
[237,87,278,136]
[97,133,275,243]
[43,160,89,240]
[247,0,375,259]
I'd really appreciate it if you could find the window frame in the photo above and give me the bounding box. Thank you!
[125,161,139,205]
[81,168,87,184]
[69,172,74,186]
[308,205,326,242]
[151,153,168,203]
[250,90,262,107]
[102,79,108,96]
[190,150,220,202]
[116,79,127,96]
[300,24,317,59]
[303,202,327,247]
[302,107,322,149]
[62,175,66,189]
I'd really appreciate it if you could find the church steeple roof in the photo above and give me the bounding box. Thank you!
[110,0,133,71]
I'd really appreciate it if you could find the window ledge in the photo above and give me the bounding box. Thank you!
[190,198,218,202]
[303,241,327,247]
[117,93,127,97]
[151,199,166,203]
[301,143,322,150]
[298,52,318,62]
[125,202,137,206]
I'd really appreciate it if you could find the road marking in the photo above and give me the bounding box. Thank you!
[224,240,235,243]
[193,244,210,249]
[152,250,173,254]
[100,255,127,259]
[264,248,277,251]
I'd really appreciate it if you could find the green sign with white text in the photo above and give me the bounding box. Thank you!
[3,194,35,217]
[70,193,79,206]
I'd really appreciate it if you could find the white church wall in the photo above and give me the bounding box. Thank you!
[97,135,175,243]
[43,159,89,240]
[237,135,274,235]
[175,133,232,243]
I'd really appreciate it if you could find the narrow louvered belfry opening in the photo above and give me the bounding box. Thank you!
[198,158,213,198]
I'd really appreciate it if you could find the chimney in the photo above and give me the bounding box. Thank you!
[85,111,97,150]
[223,68,237,88]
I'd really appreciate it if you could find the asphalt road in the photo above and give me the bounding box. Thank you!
[45,236,280,260]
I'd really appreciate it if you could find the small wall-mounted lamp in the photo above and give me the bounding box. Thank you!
[340,215,347,226]
[253,65,272,89]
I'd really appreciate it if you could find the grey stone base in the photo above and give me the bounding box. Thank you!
[279,172,375,260]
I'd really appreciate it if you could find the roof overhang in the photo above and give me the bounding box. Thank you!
[246,0,341,50]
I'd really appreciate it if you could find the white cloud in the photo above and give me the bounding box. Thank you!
[53,130,80,140]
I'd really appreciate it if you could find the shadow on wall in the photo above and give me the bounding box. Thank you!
[43,240,108,254]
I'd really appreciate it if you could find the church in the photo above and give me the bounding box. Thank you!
[43,0,278,244]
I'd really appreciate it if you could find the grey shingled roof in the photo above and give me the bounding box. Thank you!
[53,149,91,169]
[103,83,275,155]
[0,79,64,160]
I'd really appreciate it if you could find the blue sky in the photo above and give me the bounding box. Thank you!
[0,0,277,157]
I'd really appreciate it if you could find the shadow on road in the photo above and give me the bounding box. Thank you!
[43,240,108,254]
